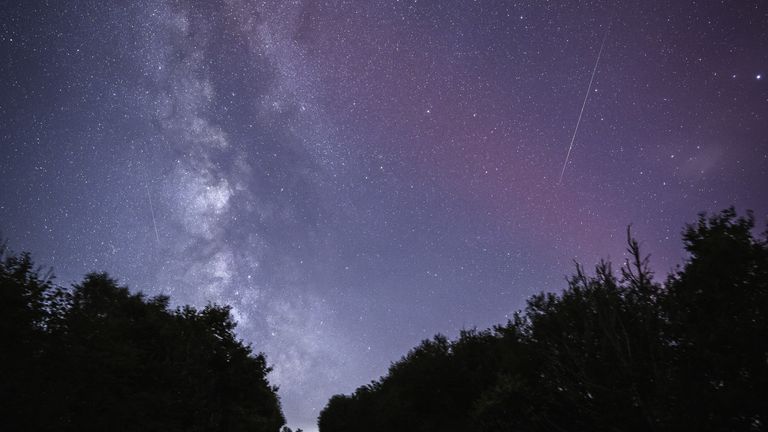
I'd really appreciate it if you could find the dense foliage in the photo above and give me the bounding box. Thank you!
[0,249,285,432]
[319,208,768,431]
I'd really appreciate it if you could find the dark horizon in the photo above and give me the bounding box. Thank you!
[1,1,767,429]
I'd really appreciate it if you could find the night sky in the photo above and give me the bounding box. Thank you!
[2,1,767,429]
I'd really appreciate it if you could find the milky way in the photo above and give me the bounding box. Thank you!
[2,1,767,430]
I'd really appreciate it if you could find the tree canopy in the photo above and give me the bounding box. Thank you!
[3,208,766,431]
[319,208,768,431]
[0,245,285,432]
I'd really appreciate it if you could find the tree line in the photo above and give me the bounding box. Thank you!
[0,247,285,431]
[319,208,768,431]
[2,208,766,431]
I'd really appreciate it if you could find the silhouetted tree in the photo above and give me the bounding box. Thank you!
[0,244,65,430]
[663,209,768,430]
[319,208,768,432]
[0,248,285,432]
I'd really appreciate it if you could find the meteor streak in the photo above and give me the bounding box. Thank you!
[558,24,611,184]
[146,183,161,246]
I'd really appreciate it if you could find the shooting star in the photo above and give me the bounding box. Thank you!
[558,24,611,184]
[145,183,161,246]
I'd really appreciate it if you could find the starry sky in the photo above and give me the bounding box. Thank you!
[1,1,767,430]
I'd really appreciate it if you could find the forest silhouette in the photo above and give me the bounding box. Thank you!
[2,208,766,431]
[0,255,284,431]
